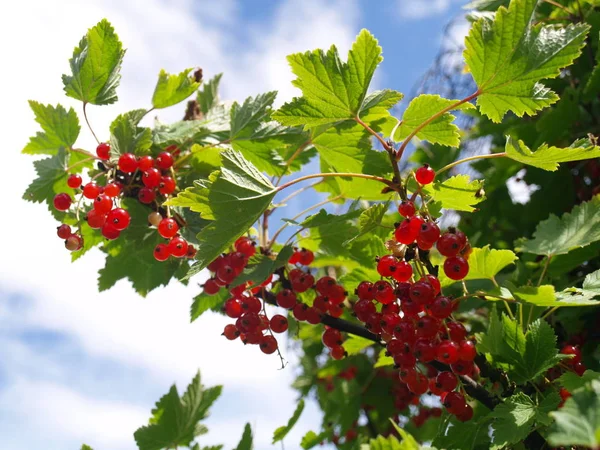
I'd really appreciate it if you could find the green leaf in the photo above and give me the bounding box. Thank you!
[312,123,392,200]
[344,201,391,245]
[423,174,485,212]
[134,371,222,450]
[301,431,330,449]
[23,101,80,155]
[190,288,229,322]
[518,319,563,384]
[519,195,600,256]
[170,150,276,277]
[463,246,517,281]
[152,68,201,109]
[273,29,382,128]
[361,89,404,127]
[464,0,589,122]
[23,148,93,220]
[272,399,305,443]
[556,269,600,305]
[548,380,600,448]
[388,422,422,450]
[365,435,403,450]
[197,73,222,114]
[230,92,277,139]
[81,445,93,450]
[339,267,381,298]
[584,32,600,100]
[231,246,294,288]
[559,370,600,392]
[109,110,152,157]
[62,19,125,105]
[72,220,105,262]
[234,423,253,450]
[489,392,559,448]
[98,199,189,296]
[391,94,475,147]
[505,137,600,171]
[433,416,489,450]
[374,349,394,368]
[344,335,375,355]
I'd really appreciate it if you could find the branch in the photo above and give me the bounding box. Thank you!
[276,172,393,192]
[436,152,507,176]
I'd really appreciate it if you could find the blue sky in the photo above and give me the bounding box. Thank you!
[0,0,468,448]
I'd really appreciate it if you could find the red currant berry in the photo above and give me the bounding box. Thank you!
[451,360,475,376]
[374,280,395,304]
[458,340,477,361]
[222,324,239,340]
[67,174,82,189]
[419,221,440,243]
[422,274,441,295]
[436,371,458,392]
[443,392,467,416]
[270,315,288,333]
[104,182,121,197]
[413,338,436,362]
[259,335,278,354]
[224,298,243,318]
[561,345,582,364]
[416,316,440,338]
[407,372,429,395]
[57,224,72,239]
[356,281,375,301]
[436,340,460,364]
[158,176,176,195]
[393,319,416,344]
[157,218,179,238]
[53,193,72,211]
[216,265,236,284]
[354,299,376,322]
[101,222,121,240]
[392,260,413,282]
[330,345,346,360]
[377,255,398,277]
[93,194,113,215]
[168,236,188,258]
[409,280,436,306]
[559,387,571,403]
[444,256,469,280]
[96,142,111,160]
[573,361,586,376]
[305,307,321,325]
[241,296,262,314]
[292,303,308,321]
[328,303,344,318]
[398,201,416,218]
[322,328,343,348]
[394,216,424,245]
[415,164,435,185]
[142,168,161,188]
[83,182,101,199]
[235,236,256,258]
[65,234,83,251]
[107,208,131,231]
[315,276,336,295]
[456,404,473,422]
[276,289,297,309]
[297,248,314,265]
[86,209,107,229]
[430,296,454,319]
[447,321,467,341]
[203,278,221,295]
[437,232,462,257]
[118,153,138,173]
[156,151,174,169]
[138,155,154,172]
[291,273,315,293]
[138,187,156,204]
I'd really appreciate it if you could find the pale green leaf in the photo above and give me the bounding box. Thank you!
[424,174,485,212]
[343,335,375,355]
[374,349,394,368]
[272,399,305,443]
[463,245,517,281]
[344,201,391,245]
[464,0,589,122]
[62,19,125,105]
[273,29,382,127]
[152,68,201,109]
[520,195,600,256]
[23,101,80,155]
[109,110,152,157]
[505,137,600,171]
[301,431,330,449]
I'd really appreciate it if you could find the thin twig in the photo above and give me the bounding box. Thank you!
[82,103,100,144]
[276,172,392,192]
[274,140,312,186]
[277,180,324,206]
[537,256,551,287]
[437,152,507,176]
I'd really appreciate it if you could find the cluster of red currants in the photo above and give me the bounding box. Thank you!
[548,343,587,407]
[150,212,196,261]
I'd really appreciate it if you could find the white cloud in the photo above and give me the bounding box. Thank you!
[0,0,360,448]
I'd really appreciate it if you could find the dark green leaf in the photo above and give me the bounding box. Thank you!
[234,423,253,450]
[152,68,201,109]
[344,201,391,245]
[197,73,222,114]
[272,399,305,443]
[23,101,80,155]
[190,289,229,322]
[109,110,152,157]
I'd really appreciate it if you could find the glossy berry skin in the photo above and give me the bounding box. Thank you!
[216,265,236,284]
[118,153,138,173]
[409,280,436,306]
[330,345,345,360]
[156,151,174,169]
[447,321,467,341]
[53,193,72,211]
[437,232,463,257]
[436,340,460,364]
[436,371,458,392]
[315,276,336,295]
[459,340,477,361]
[423,274,441,295]
[65,234,83,251]
[276,289,297,309]
[83,182,101,199]
[374,280,395,304]
[297,248,314,265]
[224,299,243,318]
[413,338,436,362]
[235,237,256,258]
[444,256,470,280]
[86,209,107,229]
[57,224,72,239]
[157,218,179,238]
[96,142,111,160]
[158,176,176,195]
[377,255,398,277]
[67,174,82,189]
[138,187,156,204]
[457,404,473,422]
[168,236,188,257]
[142,168,161,188]
[415,164,435,185]
[107,208,131,230]
[561,345,582,363]
[270,315,288,333]
[393,260,413,282]
[419,221,440,243]
[222,324,239,340]
[138,156,154,172]
[407,372,429,395]
[148,212,163,227]
[104,182,121,197]
[101,222,121,240]
[259,335,278,354]
[398,201,416,218]
[93,194,113,215]
[356,281,375,301]
[322,328,342,348]
[354,299,376,322]
[394,216,424,245]
[443,392,467,416]
[430,296,453,319]
[416,316,440,338]
[203,278,221,295]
